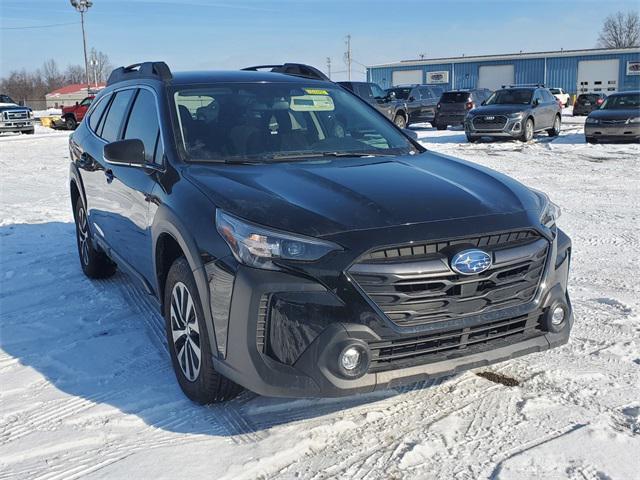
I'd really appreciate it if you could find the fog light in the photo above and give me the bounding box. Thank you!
[551,306,565,325]
[336,343,369,379]
[340,347,361,371]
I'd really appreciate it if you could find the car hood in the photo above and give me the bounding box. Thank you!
[184,151,541,238]
[0,104,29,112]
[587,108,640,120]
[470,105,529,116]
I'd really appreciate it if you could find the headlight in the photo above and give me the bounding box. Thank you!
[508,112,524,119]
[585,117,599,124]
[531,189,561,228]
[627,117,640,124]
[215,210,341,270]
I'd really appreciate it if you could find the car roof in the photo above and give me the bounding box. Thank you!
[169,70,331,86]
[609,90,640,96]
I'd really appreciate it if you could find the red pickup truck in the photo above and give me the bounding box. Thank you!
[62,96,94,129]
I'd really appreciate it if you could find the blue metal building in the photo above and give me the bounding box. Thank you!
[367,47,640,95]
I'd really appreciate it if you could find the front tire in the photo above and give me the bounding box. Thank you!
[74,198,116,278]
[465,132,479,143]
[22,129,35,135]
[586,136,597,144]
[393,114,407,128]
[436,124,447,131]
[547,115,561,136]
[164,257,242,404]
[65,116,77,130]
[520,118,534,142]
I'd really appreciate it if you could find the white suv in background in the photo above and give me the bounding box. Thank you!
[550,88,571,107]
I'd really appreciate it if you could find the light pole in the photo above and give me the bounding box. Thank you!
[70,0,93,93]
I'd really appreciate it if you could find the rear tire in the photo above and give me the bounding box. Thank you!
[547,115,561,137]
[520,118,534,142]
[393,114,407,129]
[586,136,597,144]
[65,116,77,130]
[74,197,116,278]
[164,257,242,404]
[436,124,447,131]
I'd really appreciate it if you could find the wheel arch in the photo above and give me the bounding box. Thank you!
[152,205,220,357]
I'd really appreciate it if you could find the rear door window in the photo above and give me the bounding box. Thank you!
[355,83,374,100]
[100,89,135,142]
[88,94,111,133]
[124,89,161,164]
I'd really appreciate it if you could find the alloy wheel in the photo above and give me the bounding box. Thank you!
[525,120,533,141]
[170,282,201,382]
[77,206,90,266]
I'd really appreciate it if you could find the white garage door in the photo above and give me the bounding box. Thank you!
[577,59,619,94]
[392,69,423,86]
[478,65,515,90]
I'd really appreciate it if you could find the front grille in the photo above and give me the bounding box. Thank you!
[3,110,29,121]
[368,312,544,372]
[599,119,627,125]
[350,231,548,327]
[472,115,507,130]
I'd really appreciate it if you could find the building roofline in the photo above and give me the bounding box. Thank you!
[367,46,640,69]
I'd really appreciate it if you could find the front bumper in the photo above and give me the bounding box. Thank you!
[465,115,524,138]
[0,120,33,132]
[208,228,573,398]
[434,112,466,126]
[585,123,640,141]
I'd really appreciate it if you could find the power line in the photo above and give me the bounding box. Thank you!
[1,21,79,30]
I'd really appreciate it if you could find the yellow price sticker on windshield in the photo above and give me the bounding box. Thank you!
[290,95,335,111]
[303,88,329,95]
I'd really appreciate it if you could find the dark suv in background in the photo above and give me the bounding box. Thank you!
[465,86,562,142]
[433,89,492,130]
[338,81,394,121]
[573,93,607,116]
[69,62,572,404]
[384,84,444,128]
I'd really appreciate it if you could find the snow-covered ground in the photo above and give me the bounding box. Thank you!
[0,119,639,479]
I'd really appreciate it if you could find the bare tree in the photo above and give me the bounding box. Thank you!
[64,64,86,84]
[41,59,66,91]
[598,11,640,48]
[88,48,113,84]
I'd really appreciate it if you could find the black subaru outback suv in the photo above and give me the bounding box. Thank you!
[465,85,562,142]
[69,62,572,403]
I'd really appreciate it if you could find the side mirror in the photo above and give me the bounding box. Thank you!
[408,96,415,102]
[104,139,146,166]
[533,99,540,106]
[402,128,418,140]
[75,101,79,107]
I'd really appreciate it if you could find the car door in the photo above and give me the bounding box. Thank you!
[370,83,393,119]
[419,87,437,122]
[406,88,422,122]
[531,89,549,129]
[103,87,163,286]
[78,88,135,254]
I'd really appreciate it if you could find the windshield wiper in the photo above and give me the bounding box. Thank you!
[266,151,397,161]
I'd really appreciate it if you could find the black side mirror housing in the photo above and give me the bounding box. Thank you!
[408,96,415,102]
[104,139,146,166]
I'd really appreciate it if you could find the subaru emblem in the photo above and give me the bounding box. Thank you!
[451,249,492,275]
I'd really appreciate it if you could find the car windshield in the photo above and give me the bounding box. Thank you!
[172,83,417,163]
[0,94,16,104]
[385,87,412,100]
[440,92,470,103]
[577,94,599,103]
[600,93,640,110]
[485,89,533,105]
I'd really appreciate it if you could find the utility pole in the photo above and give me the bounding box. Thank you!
[345,34,352,81]
[326,57,331,79]
[70,0,93,92]
[91,57,98,87]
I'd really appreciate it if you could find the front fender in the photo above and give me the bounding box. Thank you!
[151,203,220,357]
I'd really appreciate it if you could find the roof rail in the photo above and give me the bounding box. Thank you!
[107,61,172,86]
[502,83,545,88]
[241,63,330,81]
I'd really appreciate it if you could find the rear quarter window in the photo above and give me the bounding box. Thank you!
[88,94,111,133]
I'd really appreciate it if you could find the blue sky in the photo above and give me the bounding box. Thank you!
[1,0,638,81]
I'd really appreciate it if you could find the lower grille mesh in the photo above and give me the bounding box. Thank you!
[368,312,543,372]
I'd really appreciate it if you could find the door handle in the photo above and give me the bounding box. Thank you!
[104,169,114,184]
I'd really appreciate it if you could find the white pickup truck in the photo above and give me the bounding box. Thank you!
[0,94,34,134]
[549,88,571,107]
